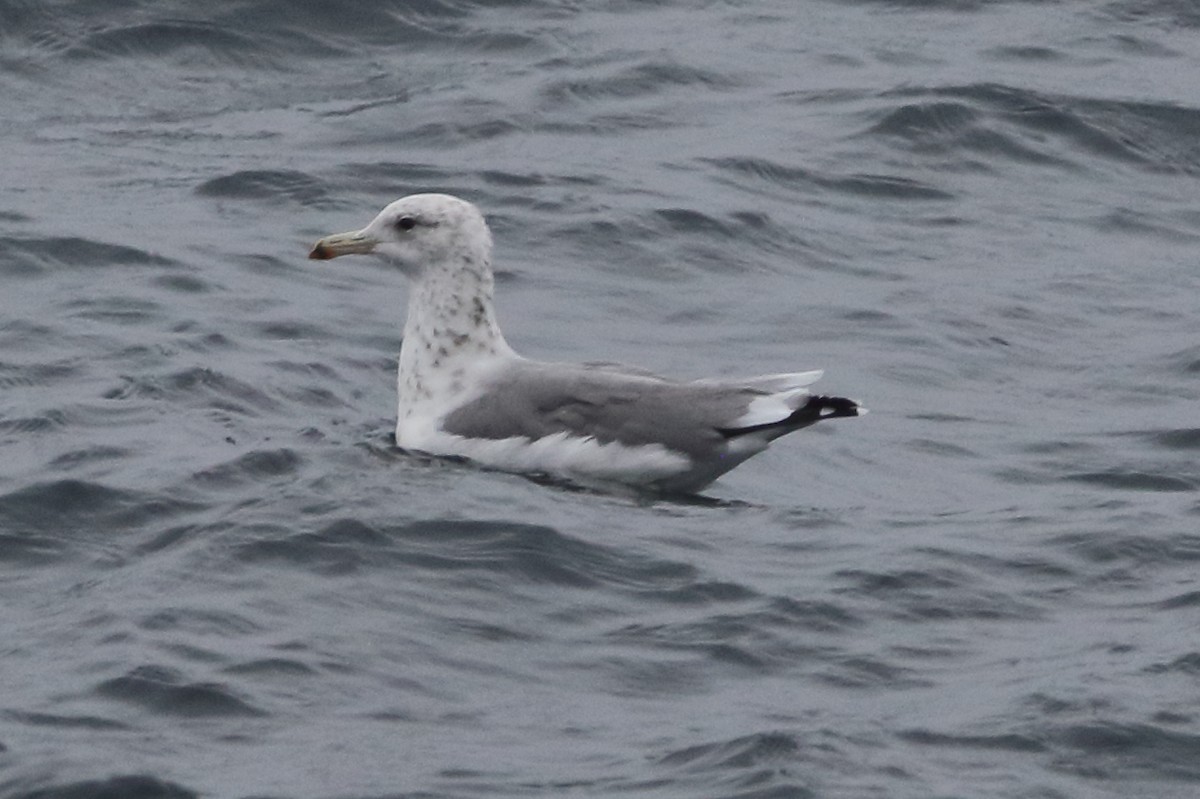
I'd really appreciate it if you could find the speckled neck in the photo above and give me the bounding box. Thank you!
[397,255,512,411]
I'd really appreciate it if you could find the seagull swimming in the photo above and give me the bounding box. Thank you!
[309,193,862,493]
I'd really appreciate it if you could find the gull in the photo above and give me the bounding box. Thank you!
[310,193,861,493]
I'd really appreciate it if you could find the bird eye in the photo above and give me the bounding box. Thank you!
[395,216,417,231]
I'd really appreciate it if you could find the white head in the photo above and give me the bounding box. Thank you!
[309,193,493,278]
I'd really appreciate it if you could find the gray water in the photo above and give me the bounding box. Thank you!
[3,1,1200,797]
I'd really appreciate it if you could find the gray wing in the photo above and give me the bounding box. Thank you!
[441,361,769,460]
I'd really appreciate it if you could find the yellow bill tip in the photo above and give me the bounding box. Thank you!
[307,231,376,260]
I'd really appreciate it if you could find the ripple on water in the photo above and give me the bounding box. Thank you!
[103,366,282,416]
[704,156,954,202]
[836,563,1046,623]
[0,479,198,546]
[231,516,712,592]
[0,236,175,277]
[63,20,271,65]
[191,448,304,487]
[1050,529,1200,571]
[0,409,68,437]
[604,592,864,677]
[195,169,330,207]
[897,712,1200,786]
[93,664,265,718]
[138,606,264,637]
[2,774,198,799]
[869,82,1200,174]
[897,727,1047,753]
[1065,469,1196,492]
[541,61,743,105]
[653,731,821,798]
[2,709,130,732]
[1054,721,1200,781]
[0,360,82,390]
[1141,427,1200,451]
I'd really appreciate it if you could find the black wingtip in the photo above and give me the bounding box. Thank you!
[804,395,862,420]
[718,394,862,439]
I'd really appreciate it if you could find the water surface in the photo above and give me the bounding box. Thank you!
[2,1,1199,797]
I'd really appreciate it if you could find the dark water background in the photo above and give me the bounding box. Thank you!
[3,1,1200,797]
